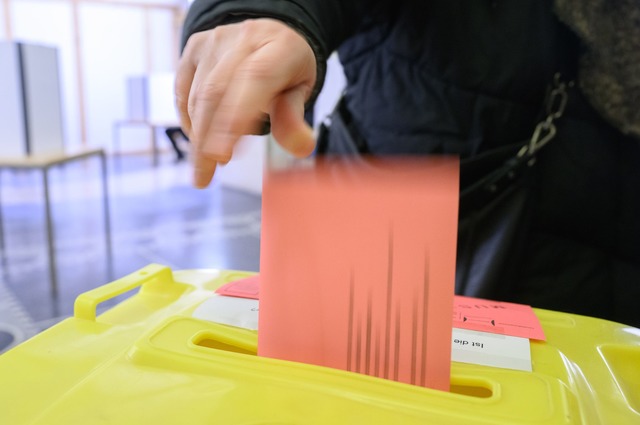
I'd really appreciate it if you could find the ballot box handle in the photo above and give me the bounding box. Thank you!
[74,264,176,321]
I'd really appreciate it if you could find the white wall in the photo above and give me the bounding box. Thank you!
[148,8,177,73]
[148,73,180,124]
[21,43,66,156]
[80,3,147,150]
[0,2,6,38]
[80,4,179,152]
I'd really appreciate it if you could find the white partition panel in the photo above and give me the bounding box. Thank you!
[126,76,148,121]
[0,42,26,157]
[12,0,79,150]
[0,41,64,157]
[21,43,65,155]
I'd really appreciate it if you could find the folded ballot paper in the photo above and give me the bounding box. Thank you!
[258,157,459,391]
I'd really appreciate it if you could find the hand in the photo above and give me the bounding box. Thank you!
[176,19,318,188]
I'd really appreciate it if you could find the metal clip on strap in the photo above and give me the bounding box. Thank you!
[518,74,571,162]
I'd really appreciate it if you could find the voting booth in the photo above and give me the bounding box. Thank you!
[0,264,638,424]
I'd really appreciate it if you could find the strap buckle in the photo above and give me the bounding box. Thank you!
[518,73,572,162]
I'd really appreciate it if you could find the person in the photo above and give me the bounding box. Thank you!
[164,126,189,162]
[176,0,640,327]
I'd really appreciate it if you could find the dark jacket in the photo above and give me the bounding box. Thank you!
[183,0,640,327]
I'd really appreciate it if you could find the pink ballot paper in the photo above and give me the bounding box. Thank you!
[214,275,260,299]
[453,295,546,340]
[259,157,460,391]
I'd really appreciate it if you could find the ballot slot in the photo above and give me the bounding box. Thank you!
[191,329,257,356]
[450,378,495,398]
[185,317,498,400]
[192,335,256,355]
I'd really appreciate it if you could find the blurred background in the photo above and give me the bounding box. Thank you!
[0,0,346,353]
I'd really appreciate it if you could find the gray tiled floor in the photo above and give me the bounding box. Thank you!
[0,152,261,352]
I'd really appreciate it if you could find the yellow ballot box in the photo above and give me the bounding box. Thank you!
[0,264,638,424]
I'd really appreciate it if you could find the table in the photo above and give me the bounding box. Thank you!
[0,149,112,297]
[112,120,180,166]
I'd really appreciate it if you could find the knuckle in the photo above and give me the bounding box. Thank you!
[237,19,278,48]
[279,25,302,44]
[237,57,274,82]
[183,28,219,60]
[182,33,201,58]
[198,80,226,101]
[238,19,260,36]
[187,81,225,116]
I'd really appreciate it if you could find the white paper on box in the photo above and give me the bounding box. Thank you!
[192,295,259,331]
[451,328,532,372]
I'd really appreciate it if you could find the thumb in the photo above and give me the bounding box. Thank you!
[270,87,316,157]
